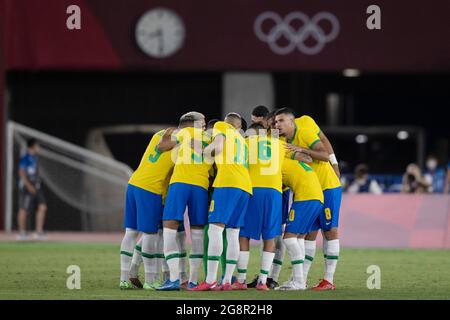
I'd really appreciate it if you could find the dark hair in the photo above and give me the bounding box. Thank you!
[207,118,219,129]
[241,117,248,131]
[27,138,38,148]
[252,105,269,118]
[274,107,295,117]
[355,164,369,177]
[265,110,276,120]
[178,116,195,127]
[248,123,264,131]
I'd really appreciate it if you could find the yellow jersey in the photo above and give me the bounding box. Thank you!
[289,118,341,191]
[212,121,252,194]
[282,159,324,203]
[128,130,175,195]
[169,127,212,190]
[246,135,284,192]
[161,168,174,204]
[295,116,321,136]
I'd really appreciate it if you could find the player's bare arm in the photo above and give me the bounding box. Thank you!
[203,134,225,159]
[19,168,36,194]
[288,149,313,163]
[156,127,177,152]
[285,142,329,162]
[319,131,340,177]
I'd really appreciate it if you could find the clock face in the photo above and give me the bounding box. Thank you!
[135,8,185,58]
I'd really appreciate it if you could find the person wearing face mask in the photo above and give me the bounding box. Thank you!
[423,155,446,193]
[402,163,430,193]
[445,160,450,194]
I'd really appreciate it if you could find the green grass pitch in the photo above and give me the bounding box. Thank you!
[0,241,449,300]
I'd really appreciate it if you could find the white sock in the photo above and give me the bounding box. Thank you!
[129,238,143,278]
[259,251,275,284]
[206,224,224,284]
[142,233,159,284]
[303,240,316,281]
[324,239,340,284]
[177,231,188,282]
[223,228,240,284]
[120,228,138,281]
[323,238,328,274]
[284,237,305,284]
[189,229,204,284]
[237,251,250,283]
[157,229,169,280]
[269,235,285,281]
[163,228,180,282]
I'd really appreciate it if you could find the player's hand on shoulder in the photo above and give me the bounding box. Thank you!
[285,143,304,153]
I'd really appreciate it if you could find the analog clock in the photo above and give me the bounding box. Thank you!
[135,8,185,58]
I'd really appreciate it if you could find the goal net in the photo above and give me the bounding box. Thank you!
[5,121,133,232]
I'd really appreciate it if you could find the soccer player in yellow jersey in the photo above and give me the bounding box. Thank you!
[275,108,342,291]
[233,123,285,291]
[192,113,252,291]
[275,158,324,290]
[154,112,212,291]
[119,127,175,290]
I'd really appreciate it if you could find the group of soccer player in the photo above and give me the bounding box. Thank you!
[119,105,342,292]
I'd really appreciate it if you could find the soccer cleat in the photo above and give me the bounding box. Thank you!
[312,279,336,291]
[190,281,218,291]
[247,275,259,288]
[129,277,143,289]
[212,282,232,291]
[218,282,233,291]
[256,282,269,291]
[275,280,306,291]
[119,281,132,290]
[266,278,279,289]
[143,279,162,290]
[186,282,198,290]
[231,281,247,290]
[156,279,180,291]
[16,233,28,241]
[180,280,189,289]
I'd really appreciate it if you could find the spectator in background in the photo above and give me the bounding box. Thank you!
[348,164,383,194]
[401,163,430,193]
[445,160,450,194]
[251,105,269,128]
[17,138,47,240]
[423,154,446,193]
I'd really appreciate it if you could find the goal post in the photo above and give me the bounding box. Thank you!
[5,121,133,232]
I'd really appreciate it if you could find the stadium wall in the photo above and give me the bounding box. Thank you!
[182,195,450,249]
[3,0,450,72]
[338,194,450,249]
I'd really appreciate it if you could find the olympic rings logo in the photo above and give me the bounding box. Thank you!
[254,11,340,55]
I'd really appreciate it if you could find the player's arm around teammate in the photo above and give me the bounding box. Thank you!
[158,112,212,291]
[275,108,342,290]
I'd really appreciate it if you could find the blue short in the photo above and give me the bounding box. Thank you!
[281,189,292,224]
[208,187,250,228]
[285,200,323,235]
[311,186,342,231]
[124,184,163,233]
[163,183,209,226]
[240,188,282,240]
